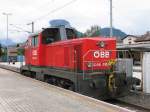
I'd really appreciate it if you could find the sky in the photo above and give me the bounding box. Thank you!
[0,0,150,43]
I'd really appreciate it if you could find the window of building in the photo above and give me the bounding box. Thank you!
[128,38,131,40]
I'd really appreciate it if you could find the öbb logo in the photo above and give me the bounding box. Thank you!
[32,50,37,56]
[93,51,110,58]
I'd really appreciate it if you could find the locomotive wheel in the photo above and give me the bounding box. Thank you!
[44,75,75,91]
[68,84,75,91]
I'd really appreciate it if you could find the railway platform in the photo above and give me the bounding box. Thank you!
[0,62,23,72]
[0,66,131,112]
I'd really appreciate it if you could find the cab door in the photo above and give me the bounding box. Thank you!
[24,38,31,65]
[31,35,39,65]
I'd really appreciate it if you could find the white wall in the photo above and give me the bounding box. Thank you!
[143,52,150,93]
[123,36,137,44]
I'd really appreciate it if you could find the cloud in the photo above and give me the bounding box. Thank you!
[113,0,150,35]
[0,0,150,43]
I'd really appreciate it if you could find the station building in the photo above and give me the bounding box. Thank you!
[117,31,150,93]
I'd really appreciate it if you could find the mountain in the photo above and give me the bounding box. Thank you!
[100,27,127,39]
[0,38,16,47]
[82,26,127,40]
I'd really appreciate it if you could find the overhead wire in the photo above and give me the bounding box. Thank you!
[10,24,31,33]
[32,0,77,22]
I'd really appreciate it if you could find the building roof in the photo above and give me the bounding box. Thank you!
[122,35,139,40]
[135,32,150,42]
[117,43,150,51]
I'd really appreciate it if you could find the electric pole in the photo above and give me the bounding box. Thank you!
[110,0,113,37]
[2,12,12,63]
[27,22,34,33]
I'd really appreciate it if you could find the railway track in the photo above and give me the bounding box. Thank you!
[0,64,149,112]
[106,99,150,112]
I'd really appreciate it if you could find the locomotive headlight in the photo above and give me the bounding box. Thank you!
[87,62,93,68]
[99,41,105,48]
[97,41,105,48]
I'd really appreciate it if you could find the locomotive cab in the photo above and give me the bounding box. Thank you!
[25,27,77,66]
[42,27,76,44]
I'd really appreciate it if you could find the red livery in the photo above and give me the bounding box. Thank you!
[22,22,132,99]
[25,34,116,71]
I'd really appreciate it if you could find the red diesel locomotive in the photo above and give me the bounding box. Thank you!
[21,20,132,99]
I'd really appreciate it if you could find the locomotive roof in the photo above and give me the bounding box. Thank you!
[78,37,116,41]
[29,27,74,37]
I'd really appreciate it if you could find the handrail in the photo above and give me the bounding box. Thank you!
[82,49,131,80]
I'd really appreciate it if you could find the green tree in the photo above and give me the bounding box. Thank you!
[2,47,7,56]
[0,44,2,57]
[17,48,25,55]
[84,25,101,37]
[16,43,25,55]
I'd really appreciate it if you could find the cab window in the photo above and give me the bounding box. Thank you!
[66,28,76,39]
[32,35,38,47]
[42,28,60,44]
